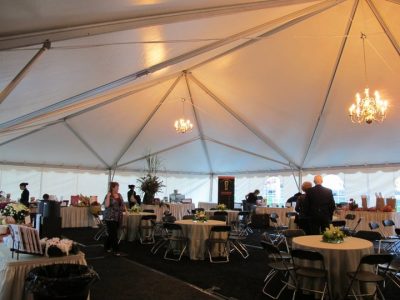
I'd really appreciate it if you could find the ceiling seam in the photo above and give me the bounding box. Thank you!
[112,74,183,168]
[63,120,109,168]
[300,0,360,168]
[188,72,299,169]
[184,71,213,173]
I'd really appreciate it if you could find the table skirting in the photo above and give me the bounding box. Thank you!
[60,207,96,228]
[292,235,373,299]
[174,220,226,260]
[336,210,400,236]
[255,207,295,226]
[0,244,87,300]
[121,212,156,242]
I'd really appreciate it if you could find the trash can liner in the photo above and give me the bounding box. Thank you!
[25,264,99,299]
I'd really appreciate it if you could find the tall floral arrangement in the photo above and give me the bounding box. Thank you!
[137,154,165,204]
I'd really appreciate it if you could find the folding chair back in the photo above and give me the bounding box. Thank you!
[209,215,227,223]
[207,225,231,263]
[182,214,195,220]
[143,209,155,213]
[214,211,228,216]
[283,229,305,253]
[163,223,188,261]
[345,214,356,220]
[331,220,346,227]
[139,215,157,244]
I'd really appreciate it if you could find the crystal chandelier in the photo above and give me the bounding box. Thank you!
[348,33,388,124]
[174,98,193,134]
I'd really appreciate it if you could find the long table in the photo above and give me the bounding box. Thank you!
[60,207,97,228]
[197,202,218,210]
[0,244,87,300]
[336,210,400,236]
[255,207,295,226]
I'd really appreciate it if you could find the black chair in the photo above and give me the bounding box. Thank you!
[291,249,331,300]
[191,208,205,214]
[182,215,195,220]
[379,256,400,289]
[331,220,346,229]
[207,226,231,263]
[354,230,383,253]
[261,232,291,261]
[344,217,362,236]
[231,211,252,236]
[139,215,157,244]
[214,211,228,216]
[382,219,399,239]
[282,229,305,253]
[368,222,399,253]
[143,209,155,213]
[209,215,227,223]
[163,223,188,261]
[260,241,294,299]
[344,254,394,299]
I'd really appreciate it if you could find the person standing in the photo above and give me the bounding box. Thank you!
[304,175,336,234]
[295,181,313,234]
[245,189,260,212]
[19,182,29,207]
[103,182,126,256]
[127,185,137,209]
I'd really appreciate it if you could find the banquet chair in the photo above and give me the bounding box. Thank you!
[270,213,288,231]
[354,230,382,253]
[261,232,290,260]
[192,208,205,214]
[207,226,231,263]
[369,222,399,254]
[344,217,362,236]
[382,220,400,239]
[182,214,195,220]
[282,229,305,253]
[231,211,252,236]
[163,223,188,261]
[291,249,331,300]
[139,215,157,244]
[150,216,177,254]
[331,220,346,229]
[379,256,400,289]
[260,241,295,299]
[143,209,155,213]
[344,253,394,300]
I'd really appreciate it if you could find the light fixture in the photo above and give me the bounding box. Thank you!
[348,33,388,124]
[174,98,193,134]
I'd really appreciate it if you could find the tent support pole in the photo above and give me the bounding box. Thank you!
[209,173,214,202]
[298,170,303,192]
[0,40,51,105]
[63,120,109,168]
[111,74,183,167]
[184,71,213,173]
[189,73,299,169]
[300,0,359,167]
[366,0,400,56]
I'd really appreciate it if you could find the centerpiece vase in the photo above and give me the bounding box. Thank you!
[143,192,155,205]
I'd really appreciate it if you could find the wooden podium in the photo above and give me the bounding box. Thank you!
[218,176,235,209]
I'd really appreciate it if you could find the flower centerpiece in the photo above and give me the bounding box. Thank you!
[0,203,29,224]
[216,203,226,211]
[128,204,141,214]
[89,200,101,216]
[322,224,346,243]
[41,237,78,257]
[137,154,165,205]
[194,210,208,222]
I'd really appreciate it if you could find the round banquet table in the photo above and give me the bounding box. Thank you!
[174,219,226,260]
[292,235,374,300]
[121,212,156,241]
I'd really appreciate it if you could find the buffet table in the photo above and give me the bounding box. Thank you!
[292,235,373,299]
[60,207,96,228]
[255,207,295,226]
[336,210,400,236]
[0,244,87,300]
[141,203,195,221]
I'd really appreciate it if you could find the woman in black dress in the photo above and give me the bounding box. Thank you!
[19,182,29,207]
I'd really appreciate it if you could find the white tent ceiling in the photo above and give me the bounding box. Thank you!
[0,0,399,175]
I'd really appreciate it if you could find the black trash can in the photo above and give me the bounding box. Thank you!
[25,264,99,300]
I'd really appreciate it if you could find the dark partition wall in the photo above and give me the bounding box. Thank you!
[218,176,235,209]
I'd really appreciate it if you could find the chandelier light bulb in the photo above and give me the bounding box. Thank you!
[174,98,194,134]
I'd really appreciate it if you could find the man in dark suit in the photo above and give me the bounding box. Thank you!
[304,175,336,234]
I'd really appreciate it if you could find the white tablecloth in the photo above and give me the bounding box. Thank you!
[174,220,226,260]
[121,212,156,241]
[292,235,373,299]
[60,207,96,228]
[141,203,195,221]
[336,210,400,236]
[0,244,87,300]
[255,207,295,226]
